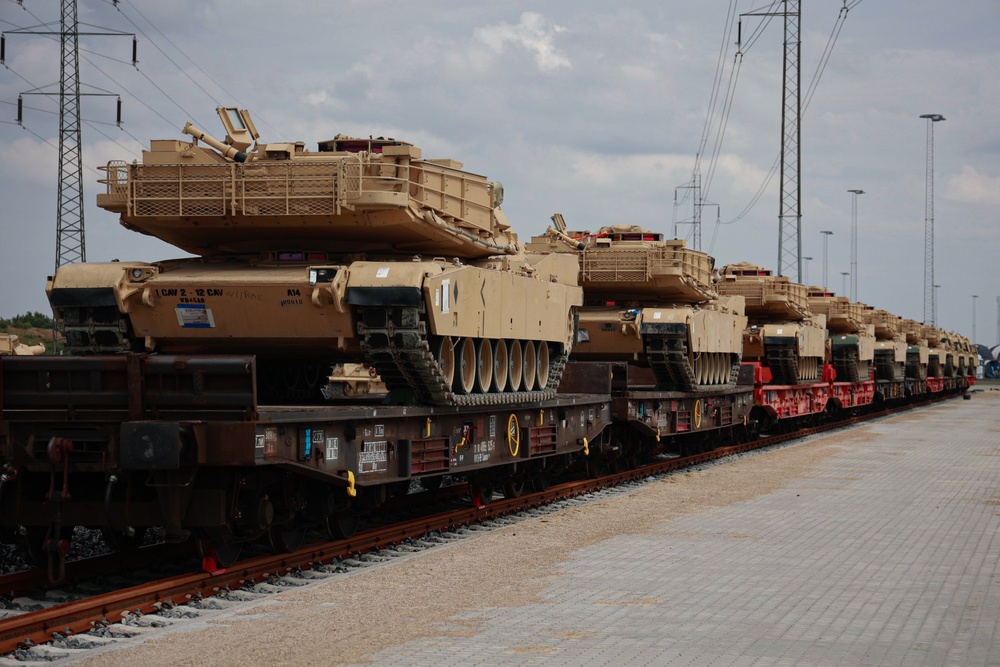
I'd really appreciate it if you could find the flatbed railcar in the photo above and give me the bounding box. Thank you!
[746,360,974,431]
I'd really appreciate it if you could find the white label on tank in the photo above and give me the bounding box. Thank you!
[376,267,390,278]
[653,311,662,319]
[441,279,451,313]
[175,304,215,328]
[776,328,783,334]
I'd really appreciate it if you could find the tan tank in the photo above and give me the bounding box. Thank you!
[900,319,930,380]
[863,307,906,381]
[716,262,825,384]
[526,217,746,391]
[922,325,945,378]
[321,363,386,399]
[0,333,45,356]
[49,108,582,406]
[806,288,874,382]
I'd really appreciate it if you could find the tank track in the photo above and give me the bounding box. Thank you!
[357,305,566,407]
[905,353,927,380]
[765,343,799,385]
[644,331,697,392]
[874,351,904,381]
[833,348,871,383]
[644,331,740,392]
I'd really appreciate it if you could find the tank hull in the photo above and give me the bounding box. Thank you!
[572,299,747,391]
[740,317,826,385]
[47,255,582,406]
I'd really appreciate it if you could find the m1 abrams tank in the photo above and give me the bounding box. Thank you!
[922,326,945,378]
[716,262,825,384]
[0,334,45,356]
[49,108,582,406]
[900,319,930,380]
[526,217,746,391]
[864,308,906,381]
[806,288,874,383]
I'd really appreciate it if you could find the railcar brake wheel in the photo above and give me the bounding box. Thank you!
[507,413,520,457]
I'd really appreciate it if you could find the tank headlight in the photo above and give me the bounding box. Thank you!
[130,268,145,280]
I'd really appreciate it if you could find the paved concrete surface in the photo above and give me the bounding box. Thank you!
[355,392,1000,666]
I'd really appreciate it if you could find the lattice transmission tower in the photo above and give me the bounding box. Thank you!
[3,0,134,270]
[740,0,801,282]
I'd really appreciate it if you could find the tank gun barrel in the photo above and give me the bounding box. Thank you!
[546,226,585,251]
[182,122,248,163]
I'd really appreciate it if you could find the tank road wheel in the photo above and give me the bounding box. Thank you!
[536,342,551,389]
[455,337,477,394]
[327,511,361,540]
[492,339,509,392]
[694,354,706,386]
[435,336,456,388]
[508,340,524,392]
[523,341,537,391]
[474,338,493,394]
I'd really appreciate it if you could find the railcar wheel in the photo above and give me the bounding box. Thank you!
[327,511,361,540]
[475,338,493,393]
[270,524,307,553]
[203,531,242,568]
[522,341,537,391]
[492,339,509,392]
[503,477,525,499]
[508,340,523,392]
[530,470,551,492]
[536,342,551,389]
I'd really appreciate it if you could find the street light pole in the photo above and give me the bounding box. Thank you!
[803,257,813,286]
[848,189,864,301]
[920,113,945,326]
[841,271,850,297]
[821,230,833,289]
[972,295,979,345]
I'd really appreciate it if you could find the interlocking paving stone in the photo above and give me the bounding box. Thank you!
[357,393,1000,666]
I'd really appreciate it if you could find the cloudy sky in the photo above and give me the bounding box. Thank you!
[1,0,998,344]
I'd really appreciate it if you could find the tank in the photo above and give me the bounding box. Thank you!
[806,288,874,382]
[321,363,386,399]
[922,325,945,378]
[526,217,746,391]
[49,108,582,406]
[717,262,825,384]
[0,333,45,356]
[900,318,930,380]
[863,307,906,381]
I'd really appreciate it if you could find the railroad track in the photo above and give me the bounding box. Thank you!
[0,390,963,658]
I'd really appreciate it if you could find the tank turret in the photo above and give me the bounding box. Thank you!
[806,288,874,382]
[717,262,825,384]
[49,108,582,406]
[527,219,746,391]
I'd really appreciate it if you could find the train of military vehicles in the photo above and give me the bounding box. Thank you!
[0,108,975,574]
